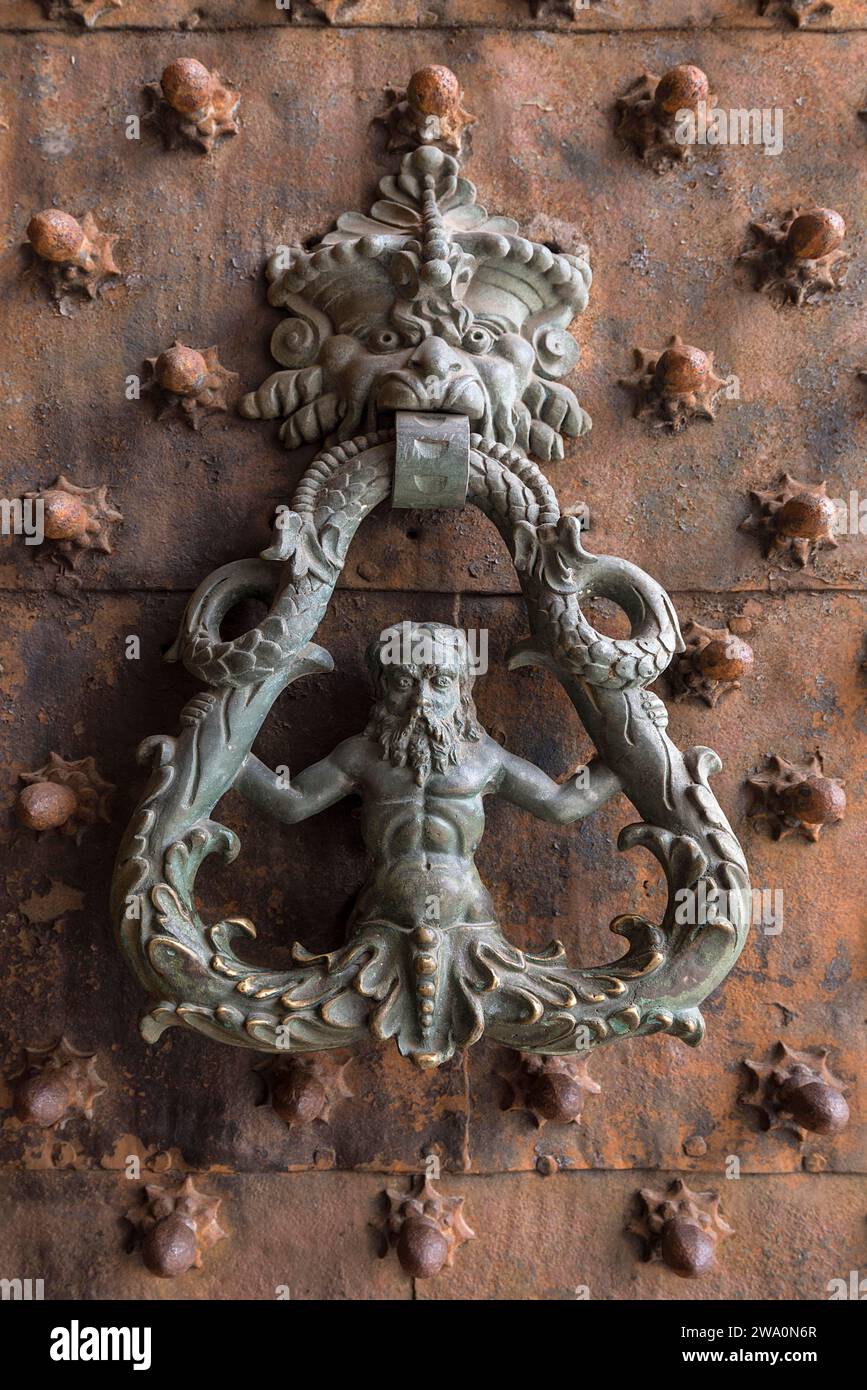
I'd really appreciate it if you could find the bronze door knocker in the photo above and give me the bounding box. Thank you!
[112,76,750,1072]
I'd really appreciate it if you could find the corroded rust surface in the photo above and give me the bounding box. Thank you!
[1,1,865,31]
[0,1170,862,1299]
[0,29,864,596]
[0,10,864,1301]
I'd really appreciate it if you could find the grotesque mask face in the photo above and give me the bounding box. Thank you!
[241,147,592,462]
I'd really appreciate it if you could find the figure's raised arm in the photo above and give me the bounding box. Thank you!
[493,741,622,825]
[235,738,361,825]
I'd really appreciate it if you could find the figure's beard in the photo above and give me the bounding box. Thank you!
[365,701,480,785]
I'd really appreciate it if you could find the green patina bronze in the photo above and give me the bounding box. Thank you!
[111,131,749,1070]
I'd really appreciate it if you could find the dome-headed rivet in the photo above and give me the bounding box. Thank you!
[145,59,239,154]
[160,58,215,116]
[498,1052,601,1128]
[740,205,847,305]
[25,209,119,300]
[12,1070,73,1127]
[694,635,754,682]
[776,1077,850,1136]
[382,1176,474,1279]
[377,65,475,156]
[40,490,91,541]
[8,1038,106,1128]
[621,335,727,432]
[660,1217,717,1278]
[629,1179,731,1277]
[741,474,839,568]
[127,1177,226,1279]
[747,751,845,841]
[407,65,462,118]
[145,342,238,428]
[15,781,78,832]
[742,1041,850,1138]
[27,210,88,265]
[154,344,208,397]
[271,1070,328,1126]
[785,208,846,261]
[396,1218,450,1278]
[653,64,710,116]
[142,1213,199,1279]
[616,66,715,167]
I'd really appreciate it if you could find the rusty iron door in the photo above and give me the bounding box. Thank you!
[0,0,865,1306]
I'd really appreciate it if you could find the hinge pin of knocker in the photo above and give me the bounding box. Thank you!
[392,410,470,510]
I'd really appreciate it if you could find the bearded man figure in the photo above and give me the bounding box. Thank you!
[234,622,666,1064]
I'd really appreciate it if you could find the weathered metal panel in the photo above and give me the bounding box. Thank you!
[0,5,863,1301]
[1,2,865,33]
[1,29,864,597]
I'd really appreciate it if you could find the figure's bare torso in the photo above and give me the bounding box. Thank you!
[347,735,498,931]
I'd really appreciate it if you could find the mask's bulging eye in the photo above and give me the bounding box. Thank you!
[462,325,495,356]
[368,327,404,354]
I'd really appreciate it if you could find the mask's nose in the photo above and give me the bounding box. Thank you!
[409,336,462,384]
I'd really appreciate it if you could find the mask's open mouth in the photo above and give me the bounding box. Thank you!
[375,371,487,419]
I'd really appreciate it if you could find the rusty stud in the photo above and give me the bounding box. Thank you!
[41,1,124,27]
[144,60,239,154]
[777,775,846,826]
[756,0,836,29]
[377,65,476,156]
[669,620,755,707]
[27,210,91,267]
[616,66,714,167]
[382,1176,474,1278]
[9,1038,106,1128]
[694,636,754,682]
[740,474,839,568]
[629,1179,732,1278]
[154,344,208,397]
[25,209,119,301]
[775,490,838,540]
[258,1053,352,1128]
[620,335,727,432]
[145,342,237,428]
[653,343,715,396]
[40,489,91,542]
[739,204,847,305]
[526,1070,587,1123]
[15,780,78,832]
[24,476,123,567]
[12,1070,74,1127]
[653,64,710,116]
[271,1070,328,1125]
[742,1042,850,1138]
[141,1213,199,1279]
[17,752,114,839]
[497,1051,600,1127]
[396,1218,451,1279]
[776,1078,850,1135]
[747,751,844,842]
[407,65,461,118]
[160,58,215,116]
[659,1217,718,1278]
[127,1177,226,1278]
[785,208,846,261]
